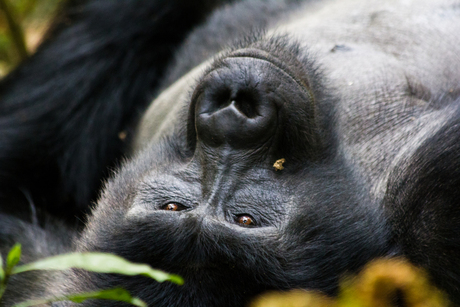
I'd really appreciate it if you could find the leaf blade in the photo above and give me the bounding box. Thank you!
[0,253,4,282]
[12,252,183,285]
[6,243,21,273]
[13,288,147,307]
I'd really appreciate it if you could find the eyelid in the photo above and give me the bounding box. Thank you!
[160,202,188,211]
[153,194,195,209]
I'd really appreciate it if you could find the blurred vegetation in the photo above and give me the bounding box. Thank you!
[0,244,183,306]
[0,0,63,77]
[250,258,451,307]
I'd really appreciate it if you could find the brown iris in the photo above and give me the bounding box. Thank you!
[237,215,254,226]
[162,203,186,211]
[165,203,179,211]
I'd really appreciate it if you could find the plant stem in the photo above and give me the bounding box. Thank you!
[0,278,8,301]
[0,0,29,61]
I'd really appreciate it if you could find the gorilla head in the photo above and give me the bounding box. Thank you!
[1,0,460,306]
[70,38,389,306]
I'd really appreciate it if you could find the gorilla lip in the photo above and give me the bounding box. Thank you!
[189,46,315,109]
[226,48,312,91]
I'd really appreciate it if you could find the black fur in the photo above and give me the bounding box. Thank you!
[385,104,460,302]
[0,0,234,221]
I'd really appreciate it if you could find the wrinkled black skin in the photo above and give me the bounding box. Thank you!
[1,0,459,306]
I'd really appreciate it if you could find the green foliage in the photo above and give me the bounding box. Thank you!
[0,254,4,282]
[6,243,21,273]
[0,244,184,306]
[0,0,63,76]
[249,258,451,307]
[0,244,20,299]
[13,288,147,307]
[13,252,184,285]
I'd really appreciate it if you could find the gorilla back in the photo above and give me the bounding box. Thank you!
[1,0,460,306]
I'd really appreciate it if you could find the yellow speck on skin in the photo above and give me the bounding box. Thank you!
[273,158,286,171]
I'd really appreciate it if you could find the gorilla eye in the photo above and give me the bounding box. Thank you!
[236,215,255,226]
[161,202,187,211]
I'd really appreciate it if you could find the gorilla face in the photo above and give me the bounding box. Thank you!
[69,0,460,303]
[2,0,460,306]
[74,37,390,306]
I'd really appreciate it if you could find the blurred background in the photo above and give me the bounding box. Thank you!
[0,0,63,77]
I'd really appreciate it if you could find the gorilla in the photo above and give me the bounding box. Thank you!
[1,0,460,306]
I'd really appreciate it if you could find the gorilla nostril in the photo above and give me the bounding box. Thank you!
[198,88,260,119]
[193,58,278,149]
[200,88,233,115]
[233,91,260,118]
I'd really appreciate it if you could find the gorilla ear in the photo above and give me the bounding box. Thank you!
[384,106,460,300]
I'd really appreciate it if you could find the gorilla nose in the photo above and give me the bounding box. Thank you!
[188,51,321,162]
[193,57,279,149]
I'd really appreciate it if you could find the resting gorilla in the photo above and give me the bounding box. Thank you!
[1,0,460,305]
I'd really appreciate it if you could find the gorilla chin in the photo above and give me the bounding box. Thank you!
[1,0,460,306]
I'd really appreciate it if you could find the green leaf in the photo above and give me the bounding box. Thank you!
[13,288,147,307]
[12,252,184,285]
[6,243,21,272]
[0,253,4,282]
[67,288,147,306]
